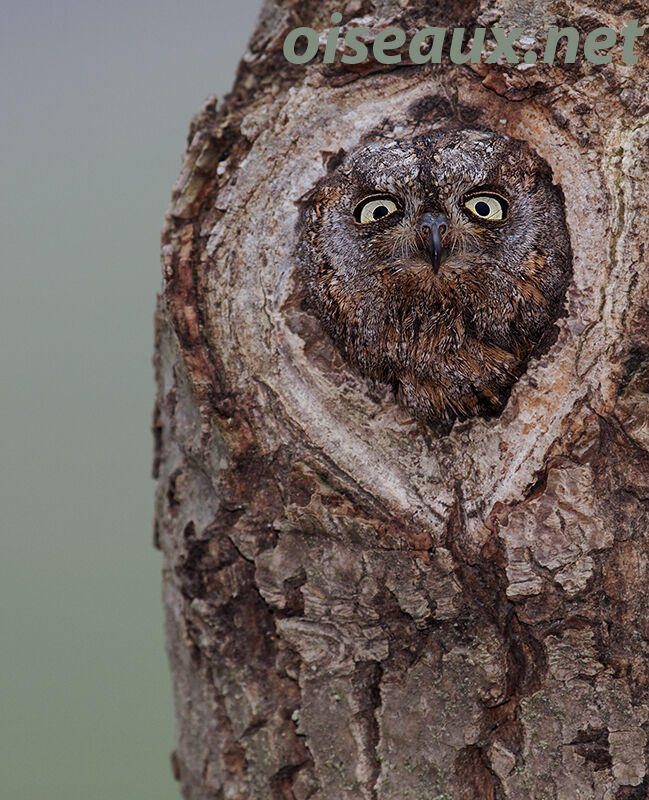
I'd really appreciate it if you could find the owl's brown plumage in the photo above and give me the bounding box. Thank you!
[297,128,572,431]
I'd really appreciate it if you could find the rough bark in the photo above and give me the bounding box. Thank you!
[153,1,649,798]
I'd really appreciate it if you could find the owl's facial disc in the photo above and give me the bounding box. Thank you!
[416,212,448,274]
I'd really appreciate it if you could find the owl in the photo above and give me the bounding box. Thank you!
[296,128,572,431]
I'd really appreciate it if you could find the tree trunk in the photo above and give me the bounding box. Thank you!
[153,1,649,798]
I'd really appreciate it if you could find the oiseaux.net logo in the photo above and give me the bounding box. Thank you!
[282,14,645,66]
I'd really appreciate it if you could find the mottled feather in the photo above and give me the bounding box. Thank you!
[297,128,572,430]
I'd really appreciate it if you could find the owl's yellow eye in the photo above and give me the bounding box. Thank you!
[355,196,399,224]
[464,194,507,221]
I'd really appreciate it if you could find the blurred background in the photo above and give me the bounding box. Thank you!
[0,2,263,797]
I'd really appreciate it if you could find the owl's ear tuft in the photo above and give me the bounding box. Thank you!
[322,148,347,173]
[294,184,323,207]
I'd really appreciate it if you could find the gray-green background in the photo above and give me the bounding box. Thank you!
[1,2,262,797]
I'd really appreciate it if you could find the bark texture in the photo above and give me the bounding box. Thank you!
[153,1,649,797]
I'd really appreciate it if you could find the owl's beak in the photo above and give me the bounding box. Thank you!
[417,212,448,274]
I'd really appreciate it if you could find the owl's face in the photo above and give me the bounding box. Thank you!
[298,128,572,428]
